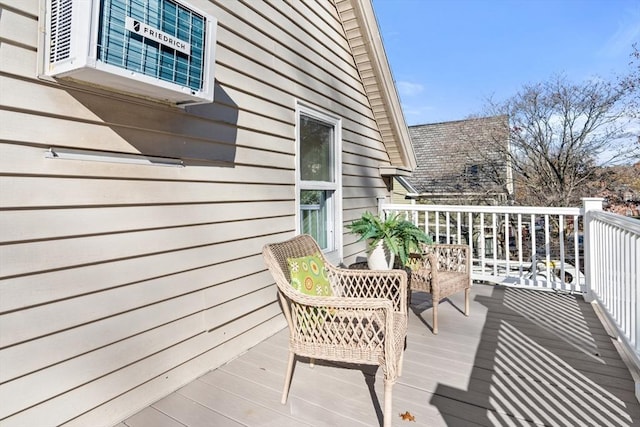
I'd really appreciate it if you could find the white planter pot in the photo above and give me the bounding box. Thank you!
[367,240,395,270]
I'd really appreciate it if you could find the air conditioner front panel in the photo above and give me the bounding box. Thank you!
[58,64,204,104]
[44,0,216,105]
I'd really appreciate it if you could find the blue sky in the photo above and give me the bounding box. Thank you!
[372,0,640,126]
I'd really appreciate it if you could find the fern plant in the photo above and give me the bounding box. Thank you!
[347,211,432,266]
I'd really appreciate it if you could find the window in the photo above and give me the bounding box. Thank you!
[296,104,342,262]
[465,164,481,188]
[465,164,479,178]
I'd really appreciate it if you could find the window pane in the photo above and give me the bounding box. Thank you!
[300,116,333,182]
[300,190,329,249]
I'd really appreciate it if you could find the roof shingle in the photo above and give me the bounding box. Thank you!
[408,115,509,198]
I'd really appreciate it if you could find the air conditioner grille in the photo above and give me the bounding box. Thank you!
[98,0,207,92]
[49,0,73,63]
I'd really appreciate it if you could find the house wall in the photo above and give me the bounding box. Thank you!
[391,177,411,204]
[0,1,393,425]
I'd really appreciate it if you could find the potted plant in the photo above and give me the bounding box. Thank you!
[347,211,432,270]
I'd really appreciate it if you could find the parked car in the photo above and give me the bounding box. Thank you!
[526,260,585,286]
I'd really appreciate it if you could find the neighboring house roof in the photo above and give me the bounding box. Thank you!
[335,0,417,172]
[406,115,511,197]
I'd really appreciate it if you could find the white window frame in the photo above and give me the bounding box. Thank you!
[295,103,343,264]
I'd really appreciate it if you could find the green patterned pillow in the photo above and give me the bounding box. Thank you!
[287,253,332,297]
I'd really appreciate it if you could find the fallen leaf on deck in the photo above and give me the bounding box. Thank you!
[399,411,416,421]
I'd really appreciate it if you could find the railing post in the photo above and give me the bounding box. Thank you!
[582,197,604,302]
[377,196,386,217]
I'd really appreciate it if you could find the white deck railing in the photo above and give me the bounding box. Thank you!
[379,200,588,293]
[587,209,640,368]
[379,197,640,375]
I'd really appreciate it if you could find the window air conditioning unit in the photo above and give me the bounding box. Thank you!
[43,0,217,106]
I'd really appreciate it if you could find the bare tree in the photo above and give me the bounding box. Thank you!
[478,73,639,207]
[619,43,640,120]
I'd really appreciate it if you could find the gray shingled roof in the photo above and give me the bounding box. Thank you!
[407,115,509,196]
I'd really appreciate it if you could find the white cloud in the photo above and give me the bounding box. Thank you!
[396,81,424,97]
[601,7,640,57]
[544,113,639,164]
[400,104,435,126]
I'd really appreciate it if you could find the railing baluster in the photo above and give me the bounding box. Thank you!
[468,212,474,268]
[517,213,523,284]
[530,214,537,284]
[630,230,636,348]
[491,213,498,276]
[623,230,630,340]
[558,215,567,292]
[425,211,430,238]
[573,214,581,289]
[544,214,551,288]
[480,212,486,275]
[504,213,510,275]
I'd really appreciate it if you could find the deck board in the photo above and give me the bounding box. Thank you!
[123,284,640,427]
[152,392,244,427]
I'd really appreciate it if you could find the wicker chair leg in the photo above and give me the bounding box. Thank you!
[464,288,470,316]
[432,299,439,335]
[281,351,295,404]
[309,358,315,368]
[383,380,393,427]
[398,350,404,377]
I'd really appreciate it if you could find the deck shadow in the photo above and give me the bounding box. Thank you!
[409,291,466,334]
[429,285,640,426]
[290,356,384,426]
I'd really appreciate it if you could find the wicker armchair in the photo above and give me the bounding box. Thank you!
[262,234,407,427]
[406,243,471,334]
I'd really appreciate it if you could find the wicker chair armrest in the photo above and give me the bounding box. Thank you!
[325,265,407,313]
[287,293,394,312]
[421,243,470,274]
[429,243,469,249]
[408,252,439,289]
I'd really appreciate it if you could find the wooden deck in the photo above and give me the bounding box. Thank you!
[119,284,640,427]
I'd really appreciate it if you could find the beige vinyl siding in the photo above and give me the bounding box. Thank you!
[392,178,412,204]
[0,0,394,425]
